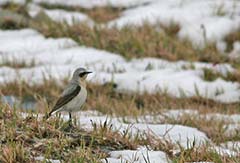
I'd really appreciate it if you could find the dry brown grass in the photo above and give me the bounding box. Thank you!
[172,145,240,163]
[84,7,123,23]
[39,2,123,23]
[0,105,141,162]
[1,79,239,116]
[1,104,239,163]
[0,2,29,16]
[203,68,240,83]
[0,143,33,163]
[0,59,36,69]
[32,21,225,63]
[224,29,240,53]
[1,79,240,147]
[32,20,232,64]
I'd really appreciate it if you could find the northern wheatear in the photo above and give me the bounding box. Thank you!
[45,68,92,122]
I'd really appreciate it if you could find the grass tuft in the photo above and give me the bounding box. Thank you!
[39,2,123,23]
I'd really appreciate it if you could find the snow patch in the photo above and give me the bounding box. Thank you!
[28,4,94,26]
[0,29,239,103]
[35,156,61,163]
[229,41,240,60]
[102,147,169,163]
[109,0,240,49]
[69,113,209,149]
[0,29,77,55]
[220,141,240,151]
[43,9,94,26]
[210,146,238,157]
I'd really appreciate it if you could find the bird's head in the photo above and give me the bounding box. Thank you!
[72,68,92,83]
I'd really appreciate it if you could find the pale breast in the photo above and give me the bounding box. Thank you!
[64,86,87,112]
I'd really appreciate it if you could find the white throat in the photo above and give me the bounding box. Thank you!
[79,79,86,88]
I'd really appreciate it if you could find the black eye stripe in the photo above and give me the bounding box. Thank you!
[79,71,92,77]
[79,73,85,77]
[79,72,89,77]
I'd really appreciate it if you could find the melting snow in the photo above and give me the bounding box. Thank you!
[102,147,169,163]
[2,0,240,50]
[34,156,61,163]
[18,109,240,161]
[108,0,240,48]
[27,4,94,26]
[61,112,209,149]
[0,29,76,55]
[210,146,238,157]
[43,9,94,26]
[229,41,240,60]
[0,29,239,103]
[220,141,240,151]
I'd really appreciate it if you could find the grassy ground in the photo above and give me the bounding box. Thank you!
[1,87,240,163]
[0,2,240,162]
[1,80,240,144]
[0,105,137,163]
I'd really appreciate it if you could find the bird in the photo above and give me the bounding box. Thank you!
[45,68,92,123]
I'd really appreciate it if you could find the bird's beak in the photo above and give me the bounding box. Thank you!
[85,71,92,74]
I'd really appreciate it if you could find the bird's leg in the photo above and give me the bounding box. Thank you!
[68,112,72,127]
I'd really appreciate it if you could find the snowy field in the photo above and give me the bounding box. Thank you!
[0,29,239,103]
[13,0,240,50]
[0,0,240,163]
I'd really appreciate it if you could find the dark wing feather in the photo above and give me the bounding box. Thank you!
[45,85,81,119]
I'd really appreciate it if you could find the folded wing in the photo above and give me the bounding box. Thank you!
[46,84,81,118]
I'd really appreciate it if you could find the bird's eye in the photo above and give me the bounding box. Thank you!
[79,73,85,77]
